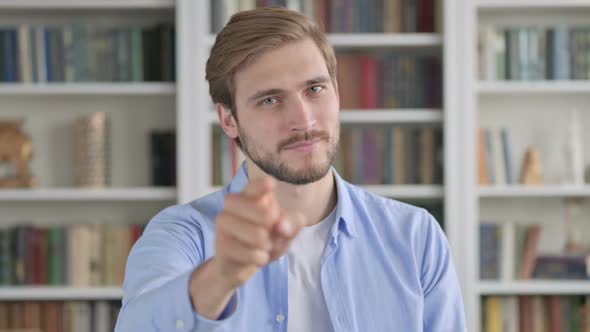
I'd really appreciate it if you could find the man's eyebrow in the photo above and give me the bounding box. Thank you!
[247,75,331,103]
[303,76,331,87]
[247,88,285,103]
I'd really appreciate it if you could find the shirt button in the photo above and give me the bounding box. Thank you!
[176,320,185,329]
[275,314,285,323]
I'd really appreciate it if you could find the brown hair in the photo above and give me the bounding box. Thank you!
[205,7,337,121]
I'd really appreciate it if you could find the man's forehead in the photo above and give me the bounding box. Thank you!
[234,40,330,95]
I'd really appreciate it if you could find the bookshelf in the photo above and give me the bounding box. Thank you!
[0,82,176,95]
[0,2,185,328]
[0,287,123,300]
[207,184,444,200]
[479,281,590,296]
[479,185,590,198]
[0,0,479,330]
[0,187,176,201]
[207,109,444,125]
[476,0,590,9]
[0,0,175,9]
[465,1,590,331]
[478,81,590,94]
[338,110,444,123]
[205,33,443,49]
[361,185,444,198]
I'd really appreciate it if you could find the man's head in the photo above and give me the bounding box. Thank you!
[206,7,340,185]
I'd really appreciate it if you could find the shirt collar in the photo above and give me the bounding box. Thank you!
[226,162,357,239]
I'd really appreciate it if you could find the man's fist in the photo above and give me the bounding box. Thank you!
[212,176,305,289]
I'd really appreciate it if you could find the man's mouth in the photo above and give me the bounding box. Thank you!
[283,137,324,150]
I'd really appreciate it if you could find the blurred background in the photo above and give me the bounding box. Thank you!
[0,0,588,331]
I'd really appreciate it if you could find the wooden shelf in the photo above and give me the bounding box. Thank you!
[207,109,443,125]
[478,281,590,295]
[479,185,590,198]
[0,83,176,96]
[0,187,177,202]
[0,287,123,300]
[478,81,590,95]
[0,0,175,9]
[208,33,443,48]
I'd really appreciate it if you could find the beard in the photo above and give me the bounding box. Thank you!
[237,124,338,185]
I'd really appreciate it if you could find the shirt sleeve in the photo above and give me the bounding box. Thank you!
[419,210,467,332]
[114,205,240,332]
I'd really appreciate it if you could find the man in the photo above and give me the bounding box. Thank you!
[115,7,466,332]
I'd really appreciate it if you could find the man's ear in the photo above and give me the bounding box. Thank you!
[216,103,239,139]
[333,79,340,108]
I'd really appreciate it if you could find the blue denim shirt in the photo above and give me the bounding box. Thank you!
[115,164,466,331]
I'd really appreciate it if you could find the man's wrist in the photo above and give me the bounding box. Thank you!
[189,258,236,320]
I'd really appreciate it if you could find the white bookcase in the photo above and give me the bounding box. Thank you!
[0,0,478,329]
[463,1,590,331]
[0,0,182,303]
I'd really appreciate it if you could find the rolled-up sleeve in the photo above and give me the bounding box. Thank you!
[419,210,467,332]
[114,206,239,332]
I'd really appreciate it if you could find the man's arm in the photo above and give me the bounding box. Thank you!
[420,210,467,332]
[115,177,304,331]
[114,207,238,332]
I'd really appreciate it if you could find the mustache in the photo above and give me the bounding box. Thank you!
[277,130,330,151]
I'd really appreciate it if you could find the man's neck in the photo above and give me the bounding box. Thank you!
[246,161,337,227]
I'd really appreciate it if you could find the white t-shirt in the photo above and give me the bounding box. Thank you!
[287,207,337,332]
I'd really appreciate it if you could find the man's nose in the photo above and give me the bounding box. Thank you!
[288,95,316,131]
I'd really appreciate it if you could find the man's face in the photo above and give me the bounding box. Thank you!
[226,38,340,185]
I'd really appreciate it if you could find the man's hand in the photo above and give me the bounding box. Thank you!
[189,176,305,319]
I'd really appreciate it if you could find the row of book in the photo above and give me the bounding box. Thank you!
[478,127,515,186]
[0,301,121,332]
[312,0,437,33]
[211,0,440,34]
[480,222,590,280]
[479,25,590,81]
[0,223,144,286]
[211,125,443,186]
[335,126,443,185]
[337,53,442,109]
[0,23,175,83]
[482,296,590,332]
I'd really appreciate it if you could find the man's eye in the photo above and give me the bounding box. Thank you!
[309,86,323,93]
[262,97,278,105]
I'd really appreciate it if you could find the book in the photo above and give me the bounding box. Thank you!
[478,128,490,185]
[491,127,507,185]
[533,253,590,280]
[518,225,542,279]
[150,130,176,186]
[480,223,501,279]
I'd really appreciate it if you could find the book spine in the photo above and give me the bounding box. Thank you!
[3,29,18,82]
[130,26,143,82]
[480,223,500,279]
[0,230,12,285]
[18,25,33,83]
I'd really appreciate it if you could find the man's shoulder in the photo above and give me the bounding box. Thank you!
[344,181,429,224]
[146,189,225,231]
